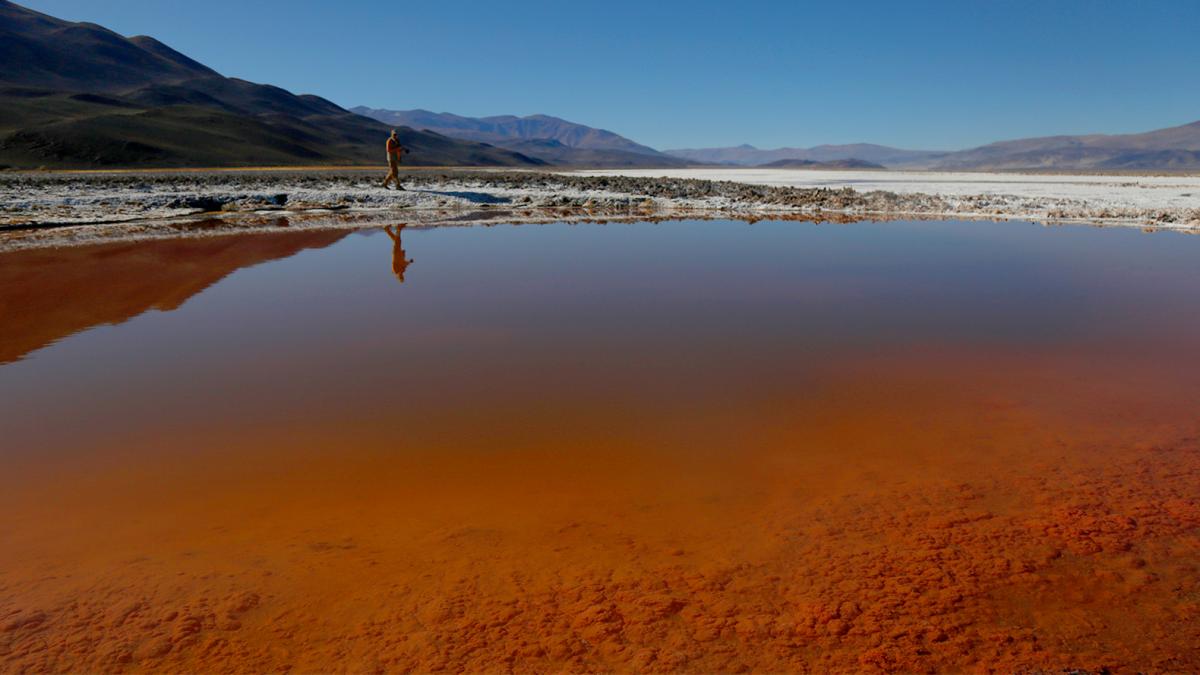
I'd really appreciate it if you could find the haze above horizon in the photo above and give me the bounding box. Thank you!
[15,0,1200,151]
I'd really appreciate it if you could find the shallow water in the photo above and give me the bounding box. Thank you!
[2,220,1199,672]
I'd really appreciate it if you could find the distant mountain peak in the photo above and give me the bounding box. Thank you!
[0,0,219,92]
[351,107,690,167]
[354,107,654,152]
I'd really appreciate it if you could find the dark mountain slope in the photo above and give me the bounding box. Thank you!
[0,95,545,168]
[0,0,217,92]
[0,1,542,168]
[126,35,217,76]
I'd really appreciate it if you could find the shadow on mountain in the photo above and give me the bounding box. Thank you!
[0,1,544,169]
[0,228,349,364]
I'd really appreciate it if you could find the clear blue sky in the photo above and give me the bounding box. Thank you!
[18,0,1200,151]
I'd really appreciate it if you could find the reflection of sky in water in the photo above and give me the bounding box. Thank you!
[2,219,1200,462]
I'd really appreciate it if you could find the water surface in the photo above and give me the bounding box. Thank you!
[2,220,1199,672]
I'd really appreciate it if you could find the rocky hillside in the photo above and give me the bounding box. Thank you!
[933,120,1200,171]
[0,1,543,169]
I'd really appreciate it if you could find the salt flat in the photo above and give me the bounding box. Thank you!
[575,168,1200,215]
[3,169,1199,252]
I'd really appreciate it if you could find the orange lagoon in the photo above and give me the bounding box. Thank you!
[2,219,1199,673]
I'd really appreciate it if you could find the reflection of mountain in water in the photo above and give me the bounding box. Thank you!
[0,229,348,364]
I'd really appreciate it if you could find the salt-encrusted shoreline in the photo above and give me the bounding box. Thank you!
[2,169,1198,251]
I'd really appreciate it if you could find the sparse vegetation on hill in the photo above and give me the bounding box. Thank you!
[0,1,544,168]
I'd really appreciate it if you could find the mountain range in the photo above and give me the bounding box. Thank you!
[667,122,1200,170]
[2,0,1197,171]
[929,121,1200,171]
[759,158,884,170]
[664,144,944,167]
[0,0,541,169]
[351,108,690,168]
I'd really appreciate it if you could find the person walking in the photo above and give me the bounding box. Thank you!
[382,130,408,189]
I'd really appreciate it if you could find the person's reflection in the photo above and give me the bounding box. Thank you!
[383,225,414,284]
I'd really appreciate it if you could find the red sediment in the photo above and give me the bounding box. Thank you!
[2,436,1198,673]
[2,238,1200,672]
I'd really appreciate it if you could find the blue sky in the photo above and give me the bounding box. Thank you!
[18,0,1200,150]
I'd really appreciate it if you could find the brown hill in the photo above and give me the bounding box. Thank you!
[933,120,1200,170]
[352,108,690,167]
[0,1,543,169]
